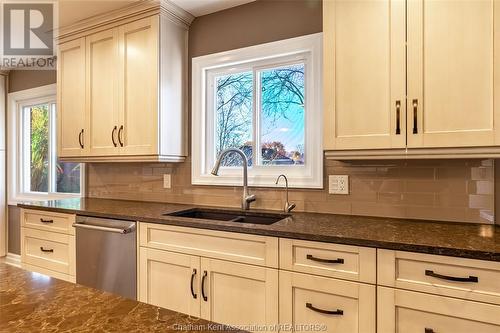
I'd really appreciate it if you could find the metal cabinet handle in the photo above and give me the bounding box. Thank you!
[425,329,435,333]
[306,303,343,315]
[190,269,197,299]
[78,129,84,149]
[40,247,54,253]
[112,126,118,147]
[425,270,478,283]
[40,218,54,224]
[306,254,344,264]
[412,99,418,134]
[201,270,208,301]
[118,125,124,147]
[395,100,401,135]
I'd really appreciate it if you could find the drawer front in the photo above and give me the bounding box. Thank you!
[21,227,75,276]
[139,223,278,268]
[378,249,500,305]
[22,209,75,235]
[280,238,376,283]
[378,287,500,333]
[280,271,375,333]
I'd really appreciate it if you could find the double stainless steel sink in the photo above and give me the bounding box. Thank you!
[165,208,290,225]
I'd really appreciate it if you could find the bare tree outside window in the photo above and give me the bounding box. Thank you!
[214,63,305,167]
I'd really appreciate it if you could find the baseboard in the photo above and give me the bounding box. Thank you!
[3,253,21,267]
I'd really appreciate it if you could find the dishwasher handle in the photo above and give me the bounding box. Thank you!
[73,222,136,234]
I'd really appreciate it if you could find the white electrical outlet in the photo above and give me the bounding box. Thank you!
[163,174,172,189]
[329,175,349,194]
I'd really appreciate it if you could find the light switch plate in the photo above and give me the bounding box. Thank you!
[329,175,349,194]
[163,174,172,189]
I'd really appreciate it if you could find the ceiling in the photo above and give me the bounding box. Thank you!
[58,0,257,27]
[170,0,256,17]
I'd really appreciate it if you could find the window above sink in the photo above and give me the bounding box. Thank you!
[191,33,323,189]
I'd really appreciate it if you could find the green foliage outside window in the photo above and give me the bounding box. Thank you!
[30,105,49,192]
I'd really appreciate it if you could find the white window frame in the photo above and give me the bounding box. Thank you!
[7,84,85,204]
[192,33,323,188]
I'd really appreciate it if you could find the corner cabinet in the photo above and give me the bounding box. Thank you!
[324,0,500,159]
[57,1,193,162]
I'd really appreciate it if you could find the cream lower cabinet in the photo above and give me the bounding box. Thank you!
[138,222,279,332]
[280,271,375,333]
[138,249,279,332]
[20,209,76,282]
[139,247,200,317]
[378,250,500,332]
[378,287,500,333]
[200,258,278,329]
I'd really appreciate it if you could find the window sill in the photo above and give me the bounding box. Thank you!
[8,193,83,206]
[192,173,323,189]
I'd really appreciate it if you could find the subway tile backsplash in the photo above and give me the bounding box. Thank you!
[86,158,495,224]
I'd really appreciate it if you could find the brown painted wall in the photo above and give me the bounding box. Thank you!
[7,206,20,255]
[8,70,56,93]
[86,0,495,224]
[189,0,322,58]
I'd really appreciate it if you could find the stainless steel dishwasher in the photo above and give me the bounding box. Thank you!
[73,216,137,300]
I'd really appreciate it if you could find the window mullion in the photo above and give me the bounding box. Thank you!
[48,104,56,194]
[253,68,260,168]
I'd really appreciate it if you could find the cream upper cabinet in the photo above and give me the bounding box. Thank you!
[200,258,279,332]
[407,0,500,148]
[86,29,121,157]
[56,2,193,162]
[323,0,406,150]
[324,0,500,159]
[119,16,159,156]
[57,38,87,157]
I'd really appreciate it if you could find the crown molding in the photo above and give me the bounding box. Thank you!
[56,0,194,42]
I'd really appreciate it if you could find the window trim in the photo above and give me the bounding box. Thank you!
[7,84,85,204]
[192,33,323,188]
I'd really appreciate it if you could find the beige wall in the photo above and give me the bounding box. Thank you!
[86,0,495,224]
[8,70,56,93]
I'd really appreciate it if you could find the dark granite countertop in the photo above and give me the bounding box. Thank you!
[18,198,500,262]
[0,263,245,332]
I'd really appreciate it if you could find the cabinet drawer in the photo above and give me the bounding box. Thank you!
[139,223,278,268]
[378,249,500,305]
[21,209,75,235]
[21,227,75,276]
[279,238,376,283]
[378,287,500,333]
[280,271,375,333]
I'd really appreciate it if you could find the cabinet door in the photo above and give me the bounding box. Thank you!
[323,0,406,150]
[58,38,86,157]
[407,0,500,148]
[118,16,159,156]
[86,28,120,156]
[378,287,500,333]
[200,258,279,332]
[138,247,200,317]
[280,271,375,333]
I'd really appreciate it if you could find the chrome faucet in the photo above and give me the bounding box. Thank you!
[275,174,296,213]
[211,148,256,210]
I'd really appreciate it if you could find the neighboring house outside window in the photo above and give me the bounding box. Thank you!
[7,84,84,203]
[192,33,323,188]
